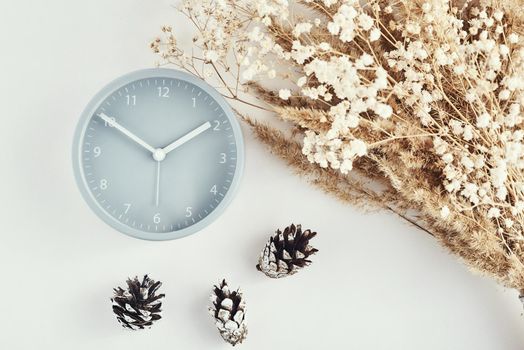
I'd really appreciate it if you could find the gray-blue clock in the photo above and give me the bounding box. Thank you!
[73,68,244,240]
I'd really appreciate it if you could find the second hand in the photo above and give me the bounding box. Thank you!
[155,161,161,207]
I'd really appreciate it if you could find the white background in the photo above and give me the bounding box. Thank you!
[1,1,524,349]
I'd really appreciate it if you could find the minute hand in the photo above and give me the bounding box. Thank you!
[98,112,156,153]
[162,122,211,154]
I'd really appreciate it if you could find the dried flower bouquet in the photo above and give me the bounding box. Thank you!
[152,0,524,301]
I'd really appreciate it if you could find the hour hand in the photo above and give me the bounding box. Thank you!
[98,112,156,154]
[162,121,211,155]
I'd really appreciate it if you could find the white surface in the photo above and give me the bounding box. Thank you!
[1,1,524,349]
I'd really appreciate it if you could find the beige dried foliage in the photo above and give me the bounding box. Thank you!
[153,0,524,296]
[243,116,378,205]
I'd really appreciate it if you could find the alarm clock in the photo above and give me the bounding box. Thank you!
[72,68,244,240]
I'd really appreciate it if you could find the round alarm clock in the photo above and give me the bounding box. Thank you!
[72,68,244,240]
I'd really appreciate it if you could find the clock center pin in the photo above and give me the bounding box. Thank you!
[153,148,166,162]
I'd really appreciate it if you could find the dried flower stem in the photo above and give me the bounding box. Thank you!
[153,0,524,294]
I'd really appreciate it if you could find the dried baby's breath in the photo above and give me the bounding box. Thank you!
[153,0,524,295]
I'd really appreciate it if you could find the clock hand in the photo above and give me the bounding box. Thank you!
[162,121,211,155]
[155,161,161,207]
[98,112,156,154]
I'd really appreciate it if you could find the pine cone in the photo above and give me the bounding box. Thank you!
[209,279,247,346]
[256,224,318,278]
[111,275,165,330]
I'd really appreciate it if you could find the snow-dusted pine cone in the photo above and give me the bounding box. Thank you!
[256,224,318,278]
[111,275,165,330]
[209,279,247,346]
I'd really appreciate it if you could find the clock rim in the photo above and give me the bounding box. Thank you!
[72,68,245,241]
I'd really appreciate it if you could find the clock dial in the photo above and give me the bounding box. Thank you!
[73,69,244,240]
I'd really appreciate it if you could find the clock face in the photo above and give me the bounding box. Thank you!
[73,69,244,240]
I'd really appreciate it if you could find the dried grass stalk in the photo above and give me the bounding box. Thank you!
[153,0,524,301]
